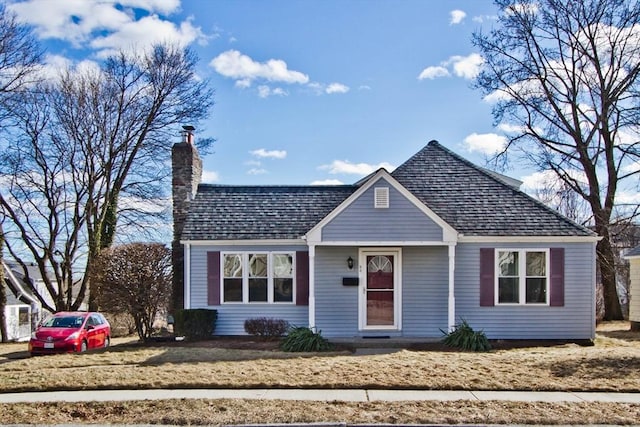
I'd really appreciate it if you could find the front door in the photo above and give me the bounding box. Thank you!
[359,250,401,330]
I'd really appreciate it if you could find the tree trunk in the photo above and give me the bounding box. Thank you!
[596,225,624,321]
[0,224,7,342]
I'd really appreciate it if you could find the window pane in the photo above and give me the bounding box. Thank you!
[367,291,394,325]
[249,254,267,277]
[249,278,268,302]
[498,251,518,276]
[224,254,243,278]
[498,277,519,303]
[526,278,547,303]
[526,252,546,276]
[224,278,242,302]
[273,254,293,277]
[274,278,293,302]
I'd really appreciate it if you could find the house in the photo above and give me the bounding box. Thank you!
[624,245,640,330]
[172,131,599,340]
[2,260,42,341]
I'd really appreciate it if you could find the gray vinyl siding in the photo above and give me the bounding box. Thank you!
[455,242,596,339]
[402,247,448,337]
[314,246,449,338]
[629,258,640,323]
[322,178,443,242]
[314,246,360,337]
[188,244,309,335]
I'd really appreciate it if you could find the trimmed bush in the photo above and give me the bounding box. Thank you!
[244,317,289,339]
[280,326,333,352]
[173,309,217,340]
[441,319,491,352]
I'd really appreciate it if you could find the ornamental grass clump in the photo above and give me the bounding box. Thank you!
[280,326,333,352]
[441,319,491,352]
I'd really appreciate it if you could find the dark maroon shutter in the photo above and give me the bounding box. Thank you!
[480,248,495,306]
[549,248,565,307]
[296,251,309,306]
[207,252,221,305]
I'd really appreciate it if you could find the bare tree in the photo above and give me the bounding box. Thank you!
[0,4,42,125]
[0,4,41,330]
[0,44,214,312]
[474,0,640,320]
[92,243,172,341]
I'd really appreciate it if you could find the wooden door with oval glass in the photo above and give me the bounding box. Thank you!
[360,252,400,329]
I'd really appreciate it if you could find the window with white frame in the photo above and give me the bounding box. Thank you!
[222,252,294,303]
[497,249,548,304]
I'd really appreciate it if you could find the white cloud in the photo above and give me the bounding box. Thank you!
[472,14,498,23]
[247,168,268,175]
[622,160,640,174]
[506,3,539,15]
[419,53,483,81]
[201,170,220,183]
[520,170,557,191]
[326,83,350,94]
[448,53,484,79]
[257,85,288,98]
[90,15,205,58]
[418,66,450,80]
[319,160,396,176]
[210,50,309,86]
[250,148,287,159]
[9,0,204,56]
[310,179,344,185]
[463,132,508,155]
[617,191,640,204]
[450,10,466,25]
[359,85,372,90]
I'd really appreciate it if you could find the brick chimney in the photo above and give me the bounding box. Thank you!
[172,125,202,311]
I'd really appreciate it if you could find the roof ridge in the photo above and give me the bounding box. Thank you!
[197,183,356,189]
[423,142,595,236]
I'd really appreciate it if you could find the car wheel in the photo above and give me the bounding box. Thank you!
[79,340,87,353]
[104,336,110,348]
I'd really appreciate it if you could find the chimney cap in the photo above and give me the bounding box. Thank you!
[182,125,195,132]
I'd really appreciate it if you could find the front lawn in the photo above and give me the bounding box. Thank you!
[1,322,639,425]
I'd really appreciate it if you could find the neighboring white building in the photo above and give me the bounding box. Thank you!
[2,260,49,341]
[624,245,640,331]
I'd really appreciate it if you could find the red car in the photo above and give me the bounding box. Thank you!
[29,311,111,355]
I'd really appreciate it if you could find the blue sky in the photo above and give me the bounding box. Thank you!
[7,0,524,187]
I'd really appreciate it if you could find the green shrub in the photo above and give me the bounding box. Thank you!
[173,309,217,340]
[280,326,333,352]
[441,319,491,352]
[244,317,289,339]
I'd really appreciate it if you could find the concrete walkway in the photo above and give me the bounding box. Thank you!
[1,388,639,404]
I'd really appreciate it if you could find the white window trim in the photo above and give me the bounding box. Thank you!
[221,251,296,305]
[495,248,550,306]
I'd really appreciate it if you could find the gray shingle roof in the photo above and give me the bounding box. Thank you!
[390,141,594,237]
[181,140,595,241]
[182,185,357,240]
[627,245,640,257]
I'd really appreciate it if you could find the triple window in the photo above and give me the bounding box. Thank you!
[222,252,295,304]
[497,249,549,305]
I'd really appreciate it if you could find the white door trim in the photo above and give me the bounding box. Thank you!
[358,248,402,331]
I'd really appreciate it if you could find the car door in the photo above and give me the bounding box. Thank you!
[86,315,101,349]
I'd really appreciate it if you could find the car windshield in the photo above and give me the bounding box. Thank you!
[43,316,85,328]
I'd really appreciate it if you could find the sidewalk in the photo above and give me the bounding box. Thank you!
[1,388,639,404]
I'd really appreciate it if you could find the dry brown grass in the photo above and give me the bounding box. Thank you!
[1,323,640,425]
[2,324,640,393]
[1,399,640,425]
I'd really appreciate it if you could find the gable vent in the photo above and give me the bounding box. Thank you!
[374,187,389,209]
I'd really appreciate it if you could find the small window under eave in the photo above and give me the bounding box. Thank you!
[375,187,389,208]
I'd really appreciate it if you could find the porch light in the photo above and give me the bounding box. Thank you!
[347,256,354,270]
